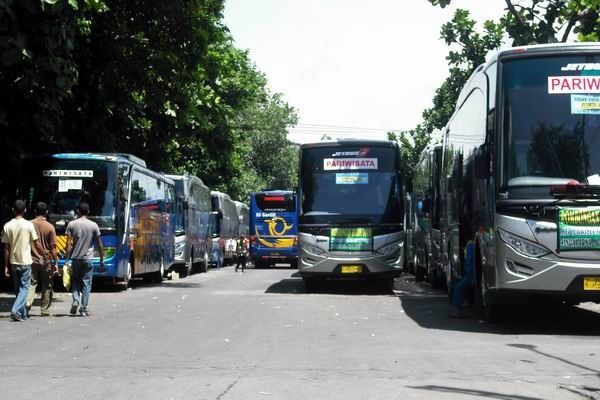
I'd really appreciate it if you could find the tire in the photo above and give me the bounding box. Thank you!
[119,259,133,290]
[446,258,457,302]
[201,253,209,273]
[152,256,165,283]
[303,277,319,293]
[379,278,395,293]
[181,253,192,278]
[430,266,446,290]
[475,264,502,323]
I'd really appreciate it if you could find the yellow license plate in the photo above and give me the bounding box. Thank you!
[583,277,600,291]
[341,265,362,274]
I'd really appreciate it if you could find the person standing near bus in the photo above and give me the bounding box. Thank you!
[235,234,249,273]
[26,202,59,317]
[65,202,104,317]
[2,200,43,321]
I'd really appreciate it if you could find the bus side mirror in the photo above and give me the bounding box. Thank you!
[474,147,489,179]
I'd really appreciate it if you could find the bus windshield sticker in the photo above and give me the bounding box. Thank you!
[557,207,600,251]
[323,158,378,170]
[548,76,600,94]
[571,94,600,114]
[58,179,83,192]
[330,227,372,251]
[43,170,94,178]
[336,172,368,185]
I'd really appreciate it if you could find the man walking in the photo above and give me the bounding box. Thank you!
[2,200,43,321]
[65,202,104,317]
[235,233,249,273]
[26,202,59,316]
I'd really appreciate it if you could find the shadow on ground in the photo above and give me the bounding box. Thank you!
[398,274,600,336]
[266,275,397,296]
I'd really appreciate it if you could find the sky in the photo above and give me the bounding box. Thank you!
[223,0,508,143]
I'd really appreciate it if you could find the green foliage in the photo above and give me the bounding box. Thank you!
[388,125,432,185]
[0,0,298,205]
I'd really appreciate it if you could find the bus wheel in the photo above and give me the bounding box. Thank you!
[475,265,502,323]
[152,256,165,283]
[378,278,395,293]
[303,277,319,293]
[119,260,133,290]
[201,253,209,273]
[415,264,426,282]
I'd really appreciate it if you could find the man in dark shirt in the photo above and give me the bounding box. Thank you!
[65,202,104,317]
[27,202,59,316]
[235,234,249,273]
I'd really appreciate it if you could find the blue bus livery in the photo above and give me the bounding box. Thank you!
[19,153,175,287]
[249,191,298,268]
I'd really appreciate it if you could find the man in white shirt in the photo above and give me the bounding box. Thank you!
[2,200,44,321]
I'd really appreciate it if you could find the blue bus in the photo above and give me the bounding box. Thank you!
[249,191,298,268]
[18,153,175,287]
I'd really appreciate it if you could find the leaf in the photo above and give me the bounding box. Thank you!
[1,48,21,65]
[68,0,79,9]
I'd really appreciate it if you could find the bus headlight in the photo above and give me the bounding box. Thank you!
[303,243,325,256]
[377,242,402,256]
[498,229,549,258]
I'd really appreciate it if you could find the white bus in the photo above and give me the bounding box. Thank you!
[442,43,600,321]
[297,140,405,291]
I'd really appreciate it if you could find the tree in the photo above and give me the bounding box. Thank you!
[388,125,433,186]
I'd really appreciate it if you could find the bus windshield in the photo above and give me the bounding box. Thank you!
[501,55,600,198]
[300,145,402,224]
[20,158,118,229]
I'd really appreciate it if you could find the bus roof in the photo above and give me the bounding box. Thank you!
[51,153,147,167]
[164,173,207,187]
[300,139,397,149]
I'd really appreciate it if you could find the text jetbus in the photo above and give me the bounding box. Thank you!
[249,191,298,268]
[297,140,405,291]
[19,153,175,287]
[441,43,600,321]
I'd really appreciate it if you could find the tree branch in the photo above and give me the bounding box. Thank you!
[505,0,528,37]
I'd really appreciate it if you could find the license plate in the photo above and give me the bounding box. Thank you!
[583,277,600,291]
[341,265,362,274]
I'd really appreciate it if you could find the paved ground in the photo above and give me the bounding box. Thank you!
[1,266,600,400]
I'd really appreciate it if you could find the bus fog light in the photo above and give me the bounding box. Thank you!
[506,259,518,273]
[497,229,549,258]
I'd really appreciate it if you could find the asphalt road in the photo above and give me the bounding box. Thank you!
[1,266,600,400]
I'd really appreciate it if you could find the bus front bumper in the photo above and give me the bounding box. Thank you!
[492,241,600,301]
[298,248,403,278]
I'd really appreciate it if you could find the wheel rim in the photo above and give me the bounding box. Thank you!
[126,262,132,282]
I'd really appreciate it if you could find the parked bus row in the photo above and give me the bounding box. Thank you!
[16,153,249,288]
[404,42,600,321]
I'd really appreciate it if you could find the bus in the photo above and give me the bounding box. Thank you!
[410,144,445,288]
[166,174,212,276]
[235,200,249,236]
[211,191,237,265]
[18,153,175,287]
[297,140,405,291]
[249,191,298,268]
[441,42,600,321]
